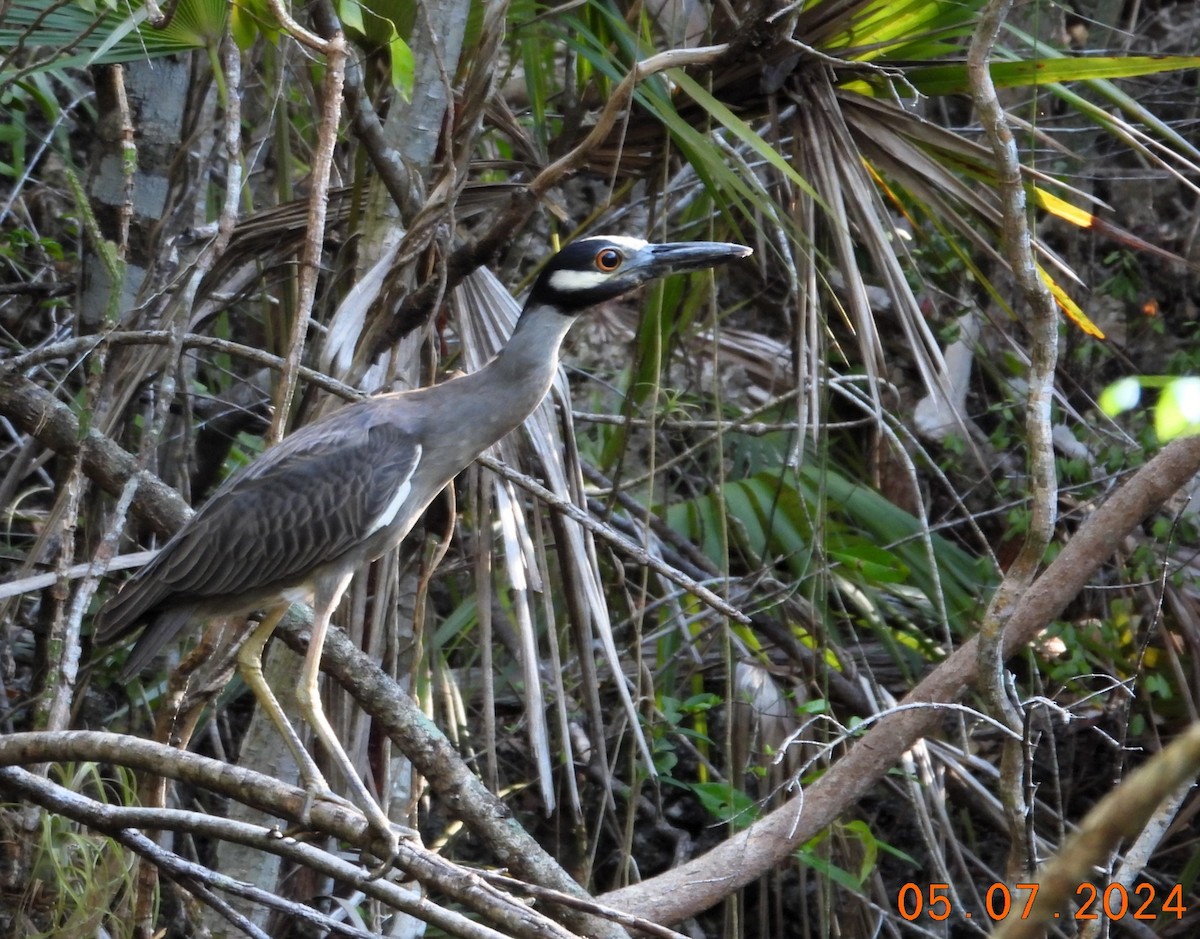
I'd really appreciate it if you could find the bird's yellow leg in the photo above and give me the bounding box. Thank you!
[298,571,405,871]
[237,604,339,814]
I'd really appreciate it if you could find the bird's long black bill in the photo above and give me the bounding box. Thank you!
[645,241,753,275]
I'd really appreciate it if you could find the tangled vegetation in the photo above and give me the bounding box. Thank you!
[2,0,1200,936]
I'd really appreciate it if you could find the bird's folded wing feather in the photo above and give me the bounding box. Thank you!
[94,419,422,641]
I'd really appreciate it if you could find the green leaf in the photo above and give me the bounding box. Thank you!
[164,0,228,47]
[1155,378,1200,441]
[826,533,910,584]
[688,782,758,828]
[796,834,869,892]
[806,465,993,628]
[822,0,976,61]
[1099,377,1142,416]
[388,32,414,98]
[336,0,366,34]
[725,481,768,567]
[669,68,821,204]
[1001,24,1200,163]
[230,0,261,49]
[842,819,879,882]
[904,55,1200,96]
[0,0,222,79]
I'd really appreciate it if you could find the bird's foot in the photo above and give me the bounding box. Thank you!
[295,783,360,826]
[293,775,418,878]
[361,817,422,880]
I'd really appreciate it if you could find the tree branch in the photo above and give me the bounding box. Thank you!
[600,434,1200,923]
[268,29,347,443]
[0,745,579,939]
[0,365,190,535]
[968,0,1061,879]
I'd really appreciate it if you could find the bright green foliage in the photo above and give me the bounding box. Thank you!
[798,820,916,892]
[0,0,226,78]
[22,765,144,939]
[687,781,759,828]
[1100,376,1200,441]
[667,464,994,640]
[336,0,414,96]
[1154,379,1200,440]
[902,55,1200,96]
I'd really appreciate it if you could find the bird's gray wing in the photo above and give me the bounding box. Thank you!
[94,418,422,644]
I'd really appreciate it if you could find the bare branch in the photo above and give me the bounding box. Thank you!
[968,0,1061,879]
[0,743,582,939]
[0,366,190,535]
[269,31,347,443]
[601,434,1200,924]
[992,721,1200,939]
[266,0,332,53]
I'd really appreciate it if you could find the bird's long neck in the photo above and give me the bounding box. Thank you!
[493,300,577,390]
[431,301,576,451]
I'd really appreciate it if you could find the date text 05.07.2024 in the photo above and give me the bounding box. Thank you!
[897,882,1187,923]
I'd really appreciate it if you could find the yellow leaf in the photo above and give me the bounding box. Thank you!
[1033,188,1093,229]
[1039,264,1105,339]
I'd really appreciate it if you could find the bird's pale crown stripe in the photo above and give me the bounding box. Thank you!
[577,235,647,250]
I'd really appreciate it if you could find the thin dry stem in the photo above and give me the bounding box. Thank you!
[268,31,347,444]
[992,720,1200,939]
[601,435,1200,924]
[968,0,1061,880]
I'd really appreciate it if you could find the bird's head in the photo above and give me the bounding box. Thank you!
[526,235,752,312]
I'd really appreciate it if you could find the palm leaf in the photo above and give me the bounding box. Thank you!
[0,0,223,83]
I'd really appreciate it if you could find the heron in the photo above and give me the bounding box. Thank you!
[94,235,753,859]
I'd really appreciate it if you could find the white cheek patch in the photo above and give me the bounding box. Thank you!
[366,444,421,535]
[546,268,612,293]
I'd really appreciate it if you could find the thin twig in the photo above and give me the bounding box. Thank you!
[968,0,1060,880]
[476,453,751,626]
[10,331,360,400]
[479,871,693,939]
[269,31,347,443]
[529,45,728,199]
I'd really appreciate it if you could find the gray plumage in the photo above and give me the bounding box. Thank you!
[94,314,575,673]
[92,235,752,855]
[95,237,751,669]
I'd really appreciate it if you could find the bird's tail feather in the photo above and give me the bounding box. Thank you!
[94,574,199,678]
[116,606,198,680]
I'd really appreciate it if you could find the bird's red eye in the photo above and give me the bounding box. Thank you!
[595,248,623,272]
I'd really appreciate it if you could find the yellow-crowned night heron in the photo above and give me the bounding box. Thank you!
[94,235,752,858]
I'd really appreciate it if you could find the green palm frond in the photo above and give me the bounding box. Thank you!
[0,0,225,85]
